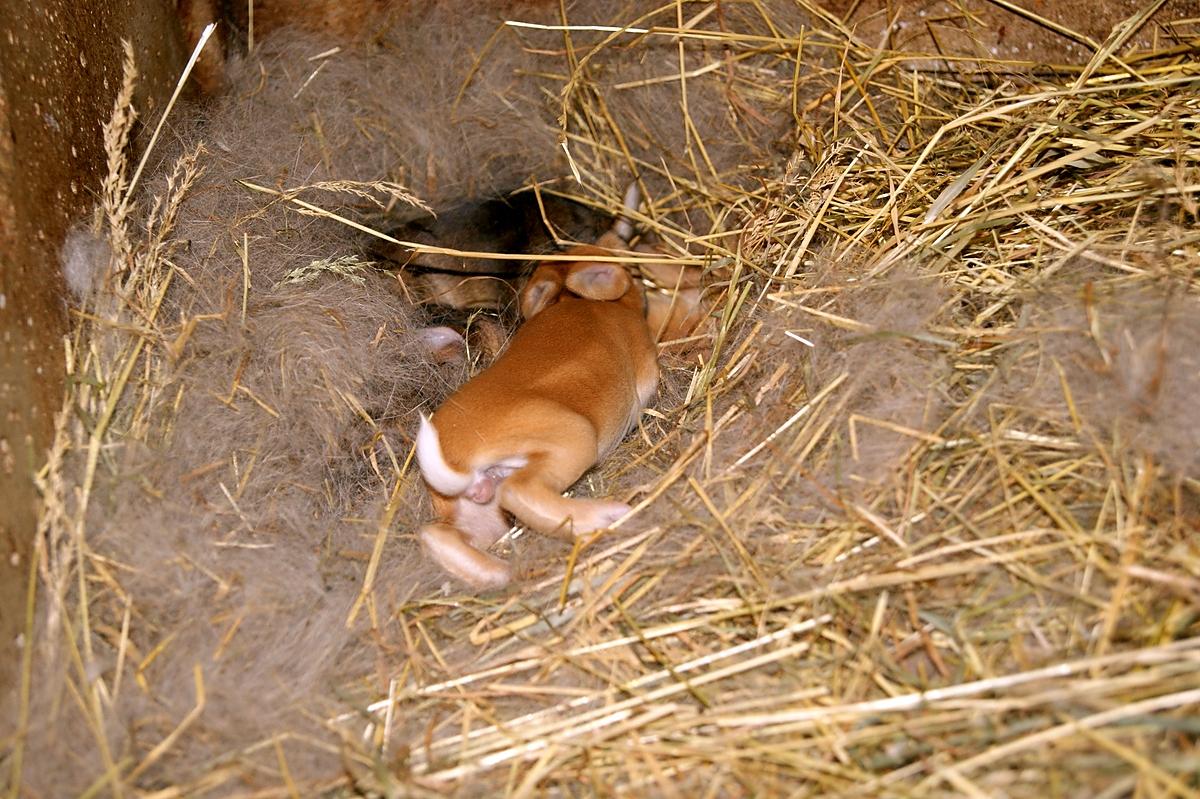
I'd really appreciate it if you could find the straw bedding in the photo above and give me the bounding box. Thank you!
[8,1,1200,796]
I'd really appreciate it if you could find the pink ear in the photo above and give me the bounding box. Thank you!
[565,262,631,301]
[520,267,564,319]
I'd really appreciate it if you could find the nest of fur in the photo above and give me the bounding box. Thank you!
[9,1,1200,796]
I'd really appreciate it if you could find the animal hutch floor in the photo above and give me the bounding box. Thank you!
[10,1,1200,796]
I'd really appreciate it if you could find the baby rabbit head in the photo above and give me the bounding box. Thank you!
[519,232,643,320]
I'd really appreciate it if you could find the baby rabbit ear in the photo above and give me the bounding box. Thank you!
[595,230,628,250]
[520,266,564,319]
[565,261,631,301]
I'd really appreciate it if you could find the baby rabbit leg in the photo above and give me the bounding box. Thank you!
[451,494,512,549]
[419,523,512,589]
[499,450,631,541]
[420,494,513,589]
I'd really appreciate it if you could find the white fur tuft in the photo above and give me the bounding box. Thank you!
[416,414,473,496]
[60,225,112,301]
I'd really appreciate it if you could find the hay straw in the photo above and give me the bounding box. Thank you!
[14,1,1200,796]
